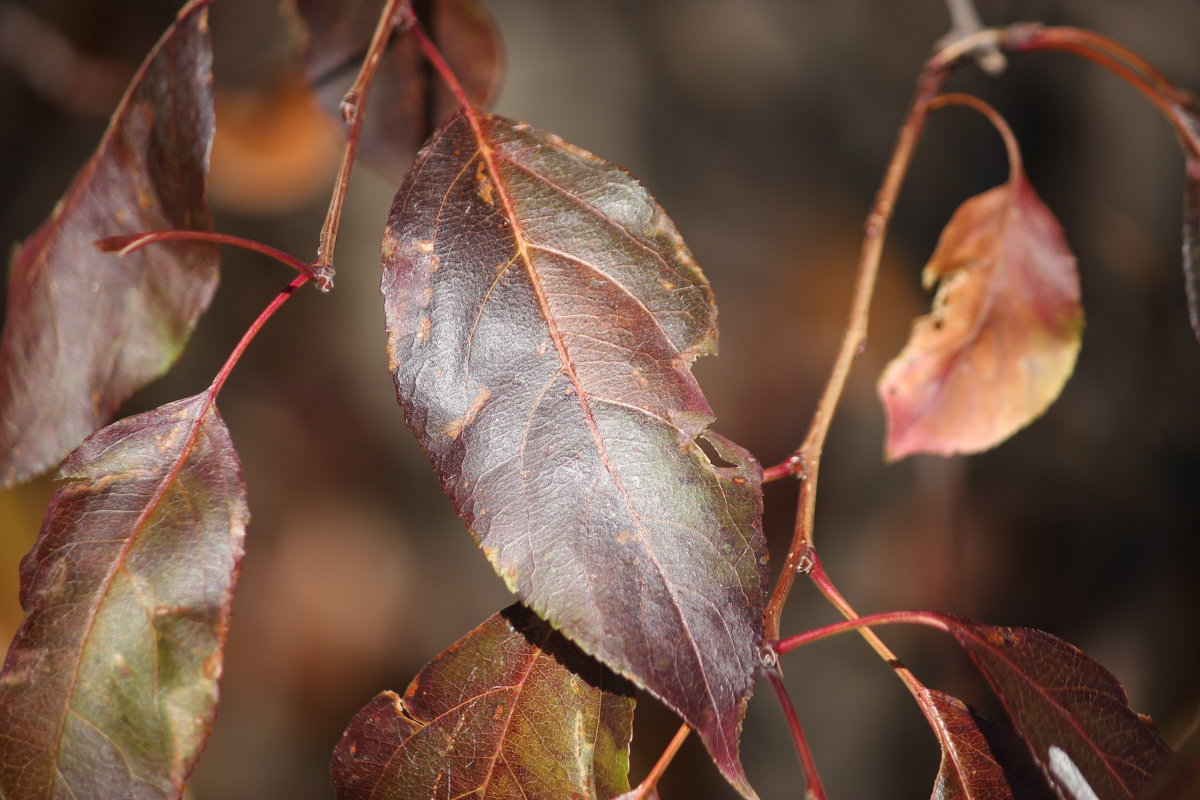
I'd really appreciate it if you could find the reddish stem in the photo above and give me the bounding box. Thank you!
[408,12,475,113]
[928,93,1023,182]
[1015,28,1200,159]
[762,58,953,640]
[209,275,308,399]
[761,455,804,483]
[775,610,952,655]
[97,230,320,285]
[764,668,827,800]
[313,0,411,280]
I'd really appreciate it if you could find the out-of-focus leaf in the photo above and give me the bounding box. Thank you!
[879,175,1083,461]
[1182,158,1200,344]
[927,690,1016,800]
[0,0,219,490]
[0,392,248,800]
[1139,722,1200,800]
[382,111,766,797]
[330,604,635,800]
[209,75,341,215]
[946,620,1173,800]
[287,0,503,176]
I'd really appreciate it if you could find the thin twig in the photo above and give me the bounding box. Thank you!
[96,230,319,283]
[764,668,827,800]
[805,555,947,733]
[762,59,950,640]
[209,275,308,398]
[775,610,951,655]
[939,0,1006,75]
[312,0,411,285]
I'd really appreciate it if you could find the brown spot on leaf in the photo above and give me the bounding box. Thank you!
[443,387,492,439]
[475,159,496,206]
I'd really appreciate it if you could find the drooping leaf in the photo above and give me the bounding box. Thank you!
[926,689,1016,800]
[0,0,219,490]
[287,0,503,176]
[925,688,1059,800]
[382,110,766,797]
[0,392,248,800]
[945,620,1173,800]
[879,175,1084,461]
[331,604,635,800]
[1182,157,1200,344]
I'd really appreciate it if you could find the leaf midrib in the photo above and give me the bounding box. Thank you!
[459,109,725,754]
[46,395,217,798]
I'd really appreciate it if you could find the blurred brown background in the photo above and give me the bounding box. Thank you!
[1,1,1197,798]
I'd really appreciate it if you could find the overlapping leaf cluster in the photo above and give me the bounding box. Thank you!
[0,2,1193,800]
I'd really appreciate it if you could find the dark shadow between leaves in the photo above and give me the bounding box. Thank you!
[501,602,636,699]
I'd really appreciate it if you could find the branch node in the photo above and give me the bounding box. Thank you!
[939,0,1007,75]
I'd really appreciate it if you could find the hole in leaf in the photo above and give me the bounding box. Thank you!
[697,435,736,468]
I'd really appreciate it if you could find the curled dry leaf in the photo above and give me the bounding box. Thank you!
[0,0,220,489]
[331,604,635,800]
[382,110,766,797]
[287,0,503,176]
[0,393,248,800]
[946,619,1173,800]
[879,175,1083,460]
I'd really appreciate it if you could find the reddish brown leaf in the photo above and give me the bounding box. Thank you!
[0,392,248,800]
[879,175,1083,460]
[0,0,219,489]
[331,604,635,800]
[927,690,1017,800]
[946,620,1172,799]
[288,0,503,176]
[925,689,1058,800]
[1139,723,1200,800]
[382,111,766,797]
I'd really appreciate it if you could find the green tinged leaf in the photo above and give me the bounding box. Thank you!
[382,110,766,797]
[0,0,219,489]
[288,0,503,176]
[331,604,635,800]
[947,620,1172,800]
[0,393,248,800]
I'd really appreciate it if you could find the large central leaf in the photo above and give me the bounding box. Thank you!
[382,110,766,796]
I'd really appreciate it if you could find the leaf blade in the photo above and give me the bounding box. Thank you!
[879,176,1084,460]
[0,392,248,800]
[928,690,1015,800]
[946,620,1173,800]
[0,0,220,489]
[331,604,635,800]
[288,0,503,176]
[382,111,766,796]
